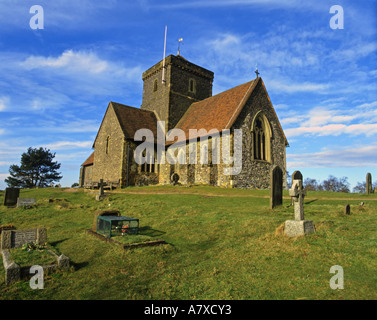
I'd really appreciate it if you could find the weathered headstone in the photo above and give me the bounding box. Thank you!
[270,166,283,209]
[344,204,350,215]
[96,179,106,201]
[1,228,47,249]
[3,188,20,206]
[292,170,303,181]
[291,171,303,205]
[284,173,315,237]
[366,173,372,194]
[16,198,36,208]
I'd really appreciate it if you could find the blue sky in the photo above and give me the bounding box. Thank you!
[0,0,376,190]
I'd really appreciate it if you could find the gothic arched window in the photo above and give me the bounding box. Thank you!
[252,114,272,162]
[153,79,158,92]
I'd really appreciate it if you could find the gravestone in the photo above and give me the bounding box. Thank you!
[16,198,37,208]
[1,228,47,249]
[366,173,372,194]
[292,170,303,181]
[3,188,20,206]
[270,166,283,209]
[96,179,106,201]
[291,170,303,205]
[344,204,350,215]
[284,173,315,237]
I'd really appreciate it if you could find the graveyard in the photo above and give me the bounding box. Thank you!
[0,185,377,299]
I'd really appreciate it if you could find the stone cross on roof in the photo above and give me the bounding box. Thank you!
[255,67,260,78]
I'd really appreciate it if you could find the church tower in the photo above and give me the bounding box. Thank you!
[141,54,214,133]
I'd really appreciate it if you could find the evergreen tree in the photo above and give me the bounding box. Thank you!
[5,147,62,188]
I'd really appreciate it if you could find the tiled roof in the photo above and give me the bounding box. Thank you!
[111,102,158,141]
[81,152,94,166]
[169,79,257,144]
[169,77,288,146]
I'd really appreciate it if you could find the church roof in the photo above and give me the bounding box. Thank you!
[170,77,288,146]
[111,102,158,141]
[93,102,158,148]
[81,152,94,166]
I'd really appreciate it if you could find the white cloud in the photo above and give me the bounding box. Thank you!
[288,143,377,168]
[21,50,109,74]
[154,0,321,10]
[268,80,329,93]
[301,107,356,127]
[274,104,290,110]
[285,124,347,137]
[0,96,9,111]
[282,101,377,138]
[44,141,93,150]
[0,173,9,180]
[357,101,377,110]
[285,122,377,138]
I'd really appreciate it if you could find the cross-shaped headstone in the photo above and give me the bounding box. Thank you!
[96,179,106,201]
[289,179,306,221]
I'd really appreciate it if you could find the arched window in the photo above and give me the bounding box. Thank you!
[153,79,158,92]
[252,113,272,162]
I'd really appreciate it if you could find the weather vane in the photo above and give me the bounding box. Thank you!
[177,38,183,56]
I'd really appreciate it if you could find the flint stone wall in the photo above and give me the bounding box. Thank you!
[232,80,287,189]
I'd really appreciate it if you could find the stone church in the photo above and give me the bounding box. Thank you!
[79,54,288,189]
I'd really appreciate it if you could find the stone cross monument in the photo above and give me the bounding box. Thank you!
[290,179,306,220]
[96,179,106,201]
[284,171,315,237]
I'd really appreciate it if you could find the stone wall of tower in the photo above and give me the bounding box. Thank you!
[141,55,214,132]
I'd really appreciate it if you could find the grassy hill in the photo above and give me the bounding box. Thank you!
[0,186,376,300]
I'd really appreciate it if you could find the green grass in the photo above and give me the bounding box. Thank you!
[0,186,376,300]
[9,248,56,268]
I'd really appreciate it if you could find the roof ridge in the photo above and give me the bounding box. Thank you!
[193,80,254,106]
[225,78,260,129]
[110,101,155,114]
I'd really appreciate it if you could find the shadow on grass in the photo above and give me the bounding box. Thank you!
[305,199,318,205]
[70,261,89,271]
[49,238,69,247]
[138,226,166,237]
